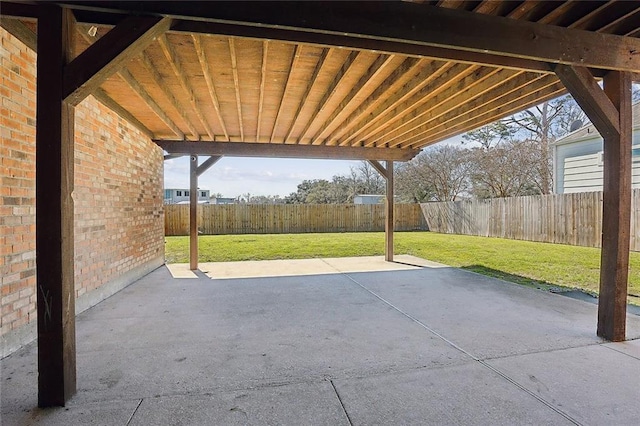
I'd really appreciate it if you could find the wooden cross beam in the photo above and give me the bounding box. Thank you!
[64,15,171,105]
[155,140,418,162]
[555,65,633,342]
[64,1,640,73]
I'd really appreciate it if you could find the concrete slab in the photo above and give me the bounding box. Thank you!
[190,255,445,280]
[4,257,640,424]
[1,399,141,426]
[128,381,349,426]
[165,263,198,278]
[487,344,640,425]
[348,267,640,359]
[602,338,640,360]
[333,362,573,425]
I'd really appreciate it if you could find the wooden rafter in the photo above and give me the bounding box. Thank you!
[271,44,302,142]
[192,34,229,141]
[339,60,454,146]
[325,57,424,144]
[314,54,397,144]
[304,50,361,144]
[256,40,268,140]
[155,140,418,161]
[157,34,214,140]
[138,52,200,140]
[118,67,185,139]
[405,76,564,147]
[64,16,171,105]
[228,38,244,141]
[283,48,330,143]
[356,62,476,147]
[383,68,521,148]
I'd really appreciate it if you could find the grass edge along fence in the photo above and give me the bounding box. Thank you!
[165,203,427,236]
[420,189,640,251]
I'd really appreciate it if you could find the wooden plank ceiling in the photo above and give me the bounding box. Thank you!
[5,0,640,158]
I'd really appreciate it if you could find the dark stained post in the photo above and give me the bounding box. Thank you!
[36,6,77,406]
[190,155,198,270]
[598,71,632,341]
[385,160,394,262]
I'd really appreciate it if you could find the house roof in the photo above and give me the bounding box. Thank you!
[554,101,640,146]
[2,1,640,161]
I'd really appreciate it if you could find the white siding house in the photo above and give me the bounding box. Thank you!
[164,188,210,204]
[552,102,640,194]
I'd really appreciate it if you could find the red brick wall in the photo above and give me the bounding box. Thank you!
[1,29,165,353]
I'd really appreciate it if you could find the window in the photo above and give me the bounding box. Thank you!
[164,189,171,199]
[201,191,207,197]
[176,191,182,196]
[185,191,190,196]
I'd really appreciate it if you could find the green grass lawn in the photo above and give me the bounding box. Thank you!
[165,231,640,303]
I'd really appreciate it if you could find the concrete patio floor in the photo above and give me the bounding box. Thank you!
[2,256,640,425]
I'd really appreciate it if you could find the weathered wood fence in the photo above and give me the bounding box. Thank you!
[165,204,427,236]
[420,189,640,251]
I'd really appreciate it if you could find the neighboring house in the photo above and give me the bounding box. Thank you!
[164,188,210,204]
[354,194,384,204]
[552,102,640,194]
[211,197,236,205]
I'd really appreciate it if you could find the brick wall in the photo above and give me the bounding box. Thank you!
[1,29,165,356]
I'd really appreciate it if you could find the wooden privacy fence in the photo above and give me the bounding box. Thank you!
[420,189,640,251]
[165,204,427,236]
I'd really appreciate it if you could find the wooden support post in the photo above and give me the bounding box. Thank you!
[598,71,632,341]
[190,155,198,270]
[36,6,77,407]
[555,65,632,341]
[385,161,394,262]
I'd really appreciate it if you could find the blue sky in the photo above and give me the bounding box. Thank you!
[163,156,363,198]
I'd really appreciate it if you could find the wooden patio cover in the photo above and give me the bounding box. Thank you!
[1,0,639,407]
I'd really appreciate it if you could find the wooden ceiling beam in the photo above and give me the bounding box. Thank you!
[172,19,551,74]
[314,54,397,143]
[324,57,424,144]
[338,60,454,146]
[256,40,268,141]
[64,16,171,105]
[271,45,303,142]
[403,76,563,147]
[118,67,185,139]
[283,48,331,143]
[352,62,477,147]
[154,140,419,161]
[65,1,640,72]
[366,64,499,147]
[192,34,229,141]
[138,52,200,140]
[157,33,215,140]
[0,16,36,50]
[298,50,361,144]
[412,82,567,148]
[382,68,523,148]
[228,38,244,141]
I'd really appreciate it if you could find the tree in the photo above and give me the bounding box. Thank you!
[468,139,540,198]
[505,95,587,194]
[461,121,514,149]
[395,145,471,202]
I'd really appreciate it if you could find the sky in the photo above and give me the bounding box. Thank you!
[163,135,465,198]
[164,156,363,198]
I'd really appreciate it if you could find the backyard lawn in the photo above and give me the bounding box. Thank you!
[165,232,640,303]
